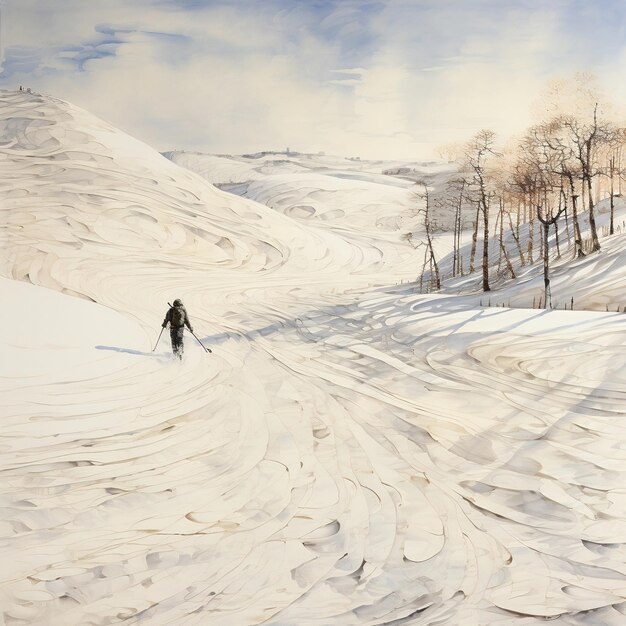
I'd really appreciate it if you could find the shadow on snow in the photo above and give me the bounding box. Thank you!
[95,345,163,357]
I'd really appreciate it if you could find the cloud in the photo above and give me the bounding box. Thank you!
[1,0,626,159]
[1,46,44,77]
[49,32,354,156]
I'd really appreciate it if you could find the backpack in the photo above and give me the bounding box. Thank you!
[171,306,185,327]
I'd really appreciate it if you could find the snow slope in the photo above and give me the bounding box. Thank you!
[165,150,456,234]
[165,150,457,289]
[2,91,626,626]
[429,195,626,313]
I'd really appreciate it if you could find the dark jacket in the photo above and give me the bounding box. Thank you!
[163,304,193,331]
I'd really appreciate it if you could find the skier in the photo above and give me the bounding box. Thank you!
[162,299,193,359]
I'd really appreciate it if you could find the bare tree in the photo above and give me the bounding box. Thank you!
[468,198,480,274]
[561,106,598,250]
[412,184,441,291]
[515,121,571,307]
[489,152,519,277]
[532,74,622,254]
[444,177,467,277]
[464,130,498,292]
[537,198,566,309]
[602,127,626,235]
[520,120,586,259]
[511,150,541,264]
[496,197,516,279]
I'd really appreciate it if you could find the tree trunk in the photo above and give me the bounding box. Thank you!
[619,146,623,196]
[568,175,585,258]
[452,182,464,277]
[507,211,525,265]
[429,242,441,290]
[482,194,490,292]
[537,204,547,259]
[543,220,551,309]
[499,206,516,280]
[562,186,571,245]
[470,203,480,274]
[586,165,600,251]
[421,185,440,291]
[527,192,534,264]
[610,155,615,235]
[554,220,561,258]
[456,182,464,275]
[496,201,503,268]
[451,194,457,278]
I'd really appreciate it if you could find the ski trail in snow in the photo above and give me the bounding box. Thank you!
[2,91,626,625]
[252,297,626,625]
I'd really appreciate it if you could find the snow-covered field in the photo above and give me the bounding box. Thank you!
[2,90,626,625]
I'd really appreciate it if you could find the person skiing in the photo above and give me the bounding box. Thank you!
[162,299,193,359]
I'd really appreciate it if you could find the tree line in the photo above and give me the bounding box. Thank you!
[415,74,626,309]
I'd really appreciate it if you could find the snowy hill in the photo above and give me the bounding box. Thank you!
[427,195,626,312]
[2,91,626,626]
[163,150,455,187]
[0,91,431,338]
[165,150,456,232]
[0,91,290,323]
[165,150,458,282]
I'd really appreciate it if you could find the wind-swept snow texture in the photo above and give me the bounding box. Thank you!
[2,91,626,626]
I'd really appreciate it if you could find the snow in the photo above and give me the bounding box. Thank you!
[2,89,626,625]
[0,277,145,380]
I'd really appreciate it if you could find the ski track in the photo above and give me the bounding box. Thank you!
[1,91,626,626]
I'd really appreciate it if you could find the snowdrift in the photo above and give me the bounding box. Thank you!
[2,90,626,626]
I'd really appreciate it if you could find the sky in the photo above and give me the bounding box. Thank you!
[1,0,626,160]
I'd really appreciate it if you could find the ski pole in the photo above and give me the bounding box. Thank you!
[152,326,165,352]
[190,329,212,353]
